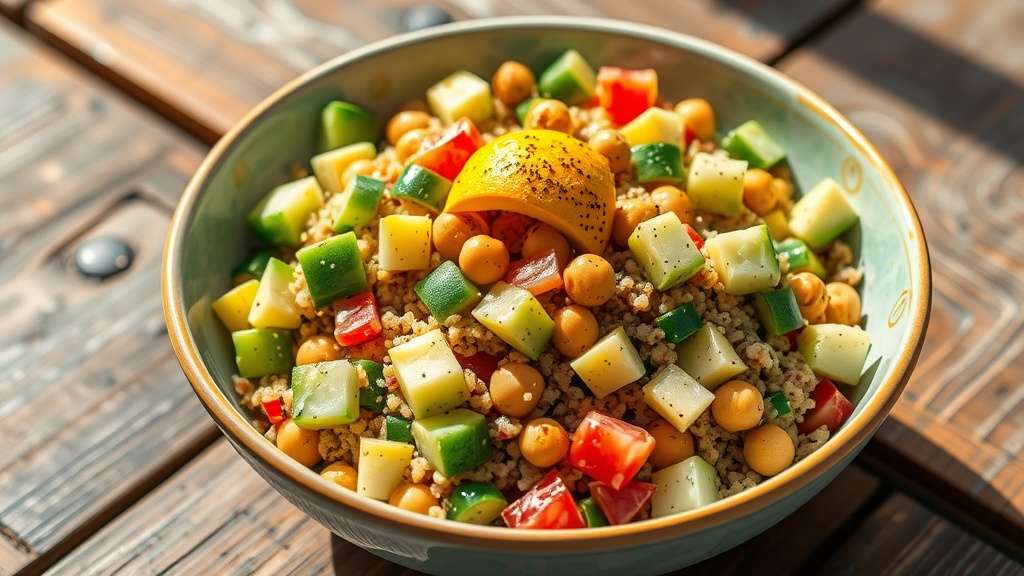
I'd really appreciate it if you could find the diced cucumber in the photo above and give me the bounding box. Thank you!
[775,238,826,278]
[643,364,715,434]
[248,257,301,329]
[788,178,858,249]
[415,260,482,321]
[655,302,702,344]
[232,328,293,378]
[651,455,720,517]
[384,415,413,443]
[296,232,368,308]
[570,326,646,398]
[426,70,493,125]
[471,282,554,360]
[212,279,259,332]
[631,143,684,184]
[797,324,870,385]
[538,49,596,105]
[311,141,377,194]
[332,175,384,233]
[578,497,609,527]
[676,324,748,389]
[357,437,414,500]
[411,409,492,477]
[354,359,386,412]
[704,224,780,295]
[247,176,324,247]
[231,249,274,282]
[686,152,747,217]
[620,108,683,147]
[391,164,452,212]
[448,482,508,524]
[766,391,792,418]
[722,120,785,169]
[762,209,791,242]
[515,98,535,124]
[378,214,432,271]
[389,329,467,418]
[319,101,376,152]
[628,212,705,290]
[753,286,804,336]
[291,359,360,429]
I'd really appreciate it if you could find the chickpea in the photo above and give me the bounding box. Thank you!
[612,198,657,247]
[588,129,631,174]
[674,98,716,141]
[552,305,599,358]
[395,128,428,162]
[563,254,617,307]
[711,380,764,432]
[788,272,828,322]
[647,419,695,469]
[342,158,375,189]
[825,282,862,326]
[432,212,490,261]
[388,483,438,515]
[771,177,794,205]
[490,363,545,418]
[459,235,510,285]
[320,462,358,491]
[386,110,432,145]
[743,424,794,476]
[295,335,343,365]
[522,222,571,266]
[742,169,777,215]
[524,99,571,133]
[489,212,533,254]
[519,418,570,468]
[650,185,693,224]
[276,419,321,467]
[492,60,535,106]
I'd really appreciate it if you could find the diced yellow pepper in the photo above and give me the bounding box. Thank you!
[356,438,414,500]
[620,108,683,147]
[212,279,259,332]
[379,214,432,271]
[427,71,493,125]
[311,141,376,194]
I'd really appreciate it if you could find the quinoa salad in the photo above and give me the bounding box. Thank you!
[213,50,871,528]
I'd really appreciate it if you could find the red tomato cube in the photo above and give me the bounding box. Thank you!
[501,470,585,529]
[589,481,656,525]
[799,378,854,434]
[409,117,483,181]
[596,67,658,125]
[505,249,564,295]
[569,411,655,489]
[334,291,382,347]
[684,223,704,249]
[261,397,285,425]
[455,351,499,383]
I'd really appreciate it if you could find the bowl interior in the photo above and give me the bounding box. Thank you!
[173,20,923,506]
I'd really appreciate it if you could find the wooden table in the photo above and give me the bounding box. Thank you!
[0,1,1022,574]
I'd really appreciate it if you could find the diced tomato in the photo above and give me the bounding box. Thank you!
[501,470,586,529]
[799,378,854,434]
[569,411,656,490]
[685,223,704,249]
[409,117,483,181]
[596,67,658,125]
[334,292,382,347]
[455,351,499,382]
[489,212,534,254]
[261,397,285,425]
[505,249,563,295]
[588,481,656,525]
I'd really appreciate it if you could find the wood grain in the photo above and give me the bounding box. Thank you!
[26,0,852,143]
[0,21,212,576]
[777,0,1024,547]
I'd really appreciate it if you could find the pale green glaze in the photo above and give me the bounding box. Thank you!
[166,18,929,576]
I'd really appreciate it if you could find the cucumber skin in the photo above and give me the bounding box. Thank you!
[296,232,368,308]
[384,415,413,443]
[447,482,508,524]
[578,497,609,527]
[354,359,387,412]
[722,120,785,169]
[319,101,376,152]
[655,303,702,343]
[333,175,384,233]
[538,50,596,105]
[232,328,293,378]
[415,261,482,321]
[630,143,684,184]
[392,164,452,211]
[232,249,274,280]
[412,409,492,477]
[753,287,804,336]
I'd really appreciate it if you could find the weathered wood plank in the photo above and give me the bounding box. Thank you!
[0,20,212,576]
[777,0,1024,546]
[45,439,881,576]
[26,0,851,143]
[818,493,1023,575]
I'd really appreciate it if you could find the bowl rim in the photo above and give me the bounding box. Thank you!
[163,15,931,550]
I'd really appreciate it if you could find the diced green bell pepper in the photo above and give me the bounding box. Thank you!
[415,260,482,321]
[295,232,368,308]
[333,175,384,233]
[232,249,274,282]
[292,359,360,429]
[538,49,596,105]
[354,359,386,412]
[766,391,792,418]
[232,328,293,378]
[247,176,324,247]
[655,302,702,343]
[319,100,376,152]
[391,164,452,211]
[753,286,804,335]
[448,482,507,524]
[775,238,826,278]
[384,415,413,443]
[722,120,785,169]
[411,408,492,477]
[578,497,609,527]
[631,143,684,184]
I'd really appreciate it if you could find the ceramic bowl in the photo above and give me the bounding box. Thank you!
[163,17,930,576]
